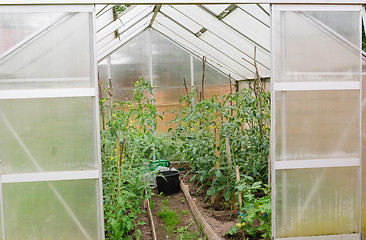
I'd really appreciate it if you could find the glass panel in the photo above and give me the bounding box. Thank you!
[0,97,96,174]
[201,4,230,16]
[273,10,360,82]
[0,12,63,55]
[223,8,270,50]
[160,5,203,34]
[151,30,191,89]
[237,4,270,26]
[193,56,229,88]
[275,167,359,238]
[3,179,99,239]
[110,30,150,102]
[275,90,360,161]
[0,12,93,89]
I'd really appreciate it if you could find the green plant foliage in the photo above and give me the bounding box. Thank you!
[158,206,180,234]
[101,78,161,239]
[172,85,271,239]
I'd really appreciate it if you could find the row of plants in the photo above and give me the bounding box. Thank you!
[171,83,271,239]
[99,77,271,239]
[100,79,168,239]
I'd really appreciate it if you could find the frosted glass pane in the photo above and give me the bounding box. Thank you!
[224,8,270,50]
[237,4,270,26]
[275,90,359,161]
[154,87,187,104]
[0,97,97,174]
[160,5,202,33]
[273,11,360,82]
[0,12,93,89]
[110,30,150,103]
[3,179,99,239]
[0,12,62,55]
[151,31,191,88]
[275,167,359,238]
[201,4,230,16]
[193,57,228,87]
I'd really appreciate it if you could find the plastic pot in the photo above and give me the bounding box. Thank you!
[156,170,180,195]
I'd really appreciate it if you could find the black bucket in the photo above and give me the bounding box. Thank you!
[156,170,180,195]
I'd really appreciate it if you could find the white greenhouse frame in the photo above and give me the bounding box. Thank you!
[1,1,366,240]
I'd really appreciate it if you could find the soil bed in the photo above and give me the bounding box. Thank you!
[180,171,241,240]
[151,188,205,240]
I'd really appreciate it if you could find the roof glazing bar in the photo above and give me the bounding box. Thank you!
[149,4,161,27]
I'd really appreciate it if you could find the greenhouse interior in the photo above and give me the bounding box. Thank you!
[0,1,366,240]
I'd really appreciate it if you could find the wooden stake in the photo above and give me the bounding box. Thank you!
[235,165,242,208]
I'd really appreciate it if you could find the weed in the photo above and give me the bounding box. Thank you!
[181,209,190,216]
[158,206,180,234]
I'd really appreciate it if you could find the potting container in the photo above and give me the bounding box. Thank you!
[156,170,180,195]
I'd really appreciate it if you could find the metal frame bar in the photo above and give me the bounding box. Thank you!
[274,81,360,91]
[0,88,96,99]
[0,1,364,5]
[2,170,100,183]
[276,233,360,240]
[92,5,105,239]
[275,158,360,170]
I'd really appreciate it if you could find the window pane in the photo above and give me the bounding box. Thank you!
[0,12,93,89]
[273,11,360,82]
[275,90,360,161]
[0,97,97,174]
[3,179,99,239]
[275,167,359,238]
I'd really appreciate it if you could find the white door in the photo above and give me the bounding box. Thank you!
[272,4,362,240]
[0,5,104,239]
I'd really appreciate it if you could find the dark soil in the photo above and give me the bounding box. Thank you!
[180,171,239,240]
[134,205,154,240]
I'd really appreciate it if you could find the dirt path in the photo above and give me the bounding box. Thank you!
[151,188,205,240]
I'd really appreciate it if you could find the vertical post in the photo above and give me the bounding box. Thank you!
[0,160,5,240]
[91,6,105,239]
[190,54,195,105]
[107,56,112,119]
[147,29,156,161]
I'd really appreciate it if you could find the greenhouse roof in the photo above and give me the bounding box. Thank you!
[1,1,365,4]
[96,4,272,80]
[96,3,366,80]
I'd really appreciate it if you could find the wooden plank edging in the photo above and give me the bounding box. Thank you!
[144,195,158,240]
[179,179,223,240]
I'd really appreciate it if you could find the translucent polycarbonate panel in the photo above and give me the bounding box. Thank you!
[193,56,229,88]
[198,31,263,76]
[97,59,108,84]
[275,90,360,161]
[275,167,359,238]
[172,5,270,76]
[0,12,93,89]
[224,8,270,50]
[3,179,99,239]
[109,30,150,102]
[0,12,62,55]
[0,97,97,174]
[154,87,188,104]
[160,5,202,34]
[151,30,191,88]
[273,10,360,82]
[237,4,270,26]
[201,4,230,16]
